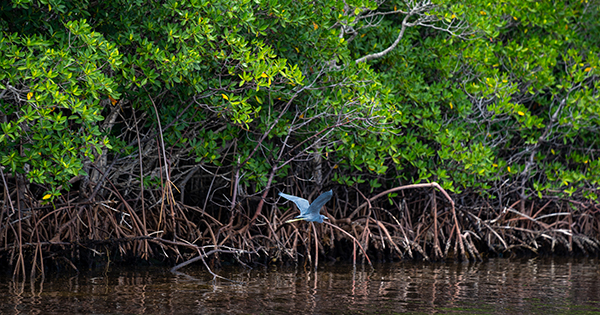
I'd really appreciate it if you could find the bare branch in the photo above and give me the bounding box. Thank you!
[355,0,474,64]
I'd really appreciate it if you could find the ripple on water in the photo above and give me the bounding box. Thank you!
[1,258,600,314]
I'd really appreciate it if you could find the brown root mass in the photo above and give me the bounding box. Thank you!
[2,173,599,278]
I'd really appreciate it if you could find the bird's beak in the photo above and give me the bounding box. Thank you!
[324,216,329,220]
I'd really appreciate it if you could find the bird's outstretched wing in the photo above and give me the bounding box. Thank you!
[306,190,333,216]
[278,192,310,213]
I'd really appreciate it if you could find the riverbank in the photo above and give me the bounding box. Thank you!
[2,183,598,277]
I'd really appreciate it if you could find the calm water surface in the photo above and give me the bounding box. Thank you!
[1,258,600,314]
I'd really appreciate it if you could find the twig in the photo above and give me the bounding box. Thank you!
[323,221,373,268]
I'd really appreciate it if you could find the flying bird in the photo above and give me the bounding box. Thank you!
[280,190,333,223]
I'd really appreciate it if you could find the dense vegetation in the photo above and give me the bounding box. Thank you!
[1,0,599,276]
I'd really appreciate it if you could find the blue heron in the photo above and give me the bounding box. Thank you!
[279,190,333,223]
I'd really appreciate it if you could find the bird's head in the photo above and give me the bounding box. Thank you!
[316,215,329,223]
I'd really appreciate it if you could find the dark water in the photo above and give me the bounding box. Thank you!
[1,258,600,314]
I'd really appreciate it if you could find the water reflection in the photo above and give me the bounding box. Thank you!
[1,258,600,314]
